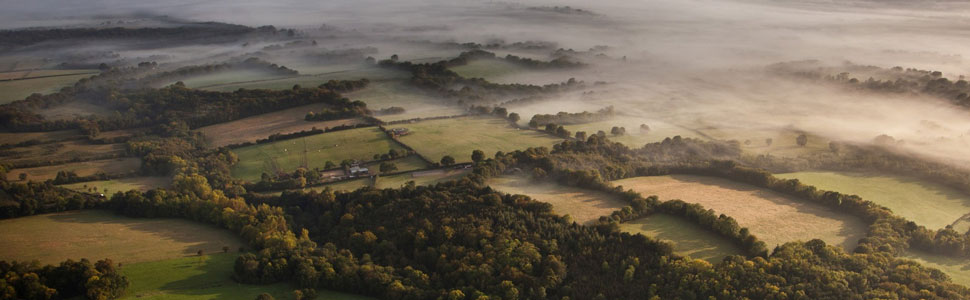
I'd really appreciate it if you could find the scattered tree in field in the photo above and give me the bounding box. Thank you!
[440,155,456,166]
[508,112,521,124]
[197,249,204,256]
[223,246,230,253]
[596,130,607,137]
[765,138,773,146]
[18,173,26,181]
[324,161,336,169]
[390,54,399,61]
[294,289,317,300]
[796,134,808,147]
[379,162,398,173]
[472,150,485,162]
[611,126,626,136]
[744,139,751,146]
[640,124,651,133]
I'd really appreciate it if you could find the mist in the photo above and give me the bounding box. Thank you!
[5,0,970,165]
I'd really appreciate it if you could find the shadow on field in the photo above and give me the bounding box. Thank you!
[664,174,867,250]
[47,209,243,258]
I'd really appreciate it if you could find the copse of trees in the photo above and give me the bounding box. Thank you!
[528,106,614,127]
[0,258,128,299]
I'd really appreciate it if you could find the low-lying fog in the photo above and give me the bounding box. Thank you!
[5,0,970,165]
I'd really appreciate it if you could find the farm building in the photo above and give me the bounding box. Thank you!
[390,128,410,136]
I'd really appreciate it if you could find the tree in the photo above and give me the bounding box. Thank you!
[640,124,651,133]
[256,293,275,300]
[508,113,521,124]
[765,138,773,146]
[19,173,27,181]
[324,161,336,169]
[223,246,230,253]
[472,150,485,163]
[493,107,508,118]
[440,156,456,166]
[829,141,841,153]
[795,134,808,147]
[380,162,398,173]
[575,131,587,141]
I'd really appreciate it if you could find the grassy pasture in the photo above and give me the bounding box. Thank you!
[0,140,126,166]
[374,168,470,189]
[164,69,294,89]
[613,175,867,249]
[33,100,114,121]
[344,80,466,122]
[563,116,707,147]
[196,102,365,148]
[488,176,628,224]
[0,210,243,265]
[0,73,95,104]
[775,172,970,229]
[230,127,404,182]
[620,214,744,263]
[121,253,373,300]
[901,250,970,287]
[450,59,579,85]
[0,69,98,81]
[6,157,141,181]
[59,176,171,195]
[0,129,82,145]
[397,117,562,164]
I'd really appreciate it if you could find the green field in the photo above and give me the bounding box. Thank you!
[0,72,97,104]
[397,117,562,164]
[901,250,970,287]
[449,59,577,85]
[489,176,628,224]
[450,59,525,80]
[231,127,405,182]
[59,176,171,195]
[775,172,970,229]
[7,157,142,181]
[620,214,744,263]
[169,70,294,89]
[0,210,243,265]
[344,80,466,122]
[122,253,373,300]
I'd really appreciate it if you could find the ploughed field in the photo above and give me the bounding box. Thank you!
[613,175,868,249]
[776,171,970,230]
[0,210,243,265]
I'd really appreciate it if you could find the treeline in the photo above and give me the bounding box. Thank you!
[0,22,286,46]
[137,57,298,87]
[770,60,970,108]
[377,51,584,104]
[528,106,614,127]
[0,258,128,300]
[223,124,373,149]
[0,180,105,219]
